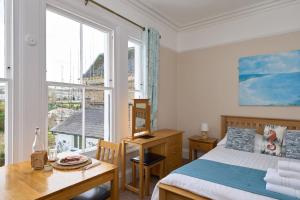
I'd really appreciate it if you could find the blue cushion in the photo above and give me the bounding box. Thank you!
[285,130,300,160]
[225,127,256,152]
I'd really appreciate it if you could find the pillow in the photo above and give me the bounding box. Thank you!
[217,136,227,146]
[225,127,256,152]
[285,130,300,160]
[219,133,263,153]
[261,124,287,156]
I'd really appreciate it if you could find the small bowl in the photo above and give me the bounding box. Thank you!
[43,164,53,172]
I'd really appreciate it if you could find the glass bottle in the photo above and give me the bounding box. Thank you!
[32,127,44,152]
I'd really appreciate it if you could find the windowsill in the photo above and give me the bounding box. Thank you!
[57,146,98,158]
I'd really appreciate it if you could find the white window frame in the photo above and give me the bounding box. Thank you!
[0,0,13,165]
[46,7,114,152]
[128,37,144,98]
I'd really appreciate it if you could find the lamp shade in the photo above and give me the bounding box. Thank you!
[201,123,209,132]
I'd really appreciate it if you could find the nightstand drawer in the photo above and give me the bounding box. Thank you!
[190,141,214,153]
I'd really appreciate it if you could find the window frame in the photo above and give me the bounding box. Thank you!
[0,0,13,165]
[128,37,144,98]
[46,7,114,153]
[127,37,145,136]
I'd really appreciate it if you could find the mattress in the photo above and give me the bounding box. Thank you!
[151,144,295,200]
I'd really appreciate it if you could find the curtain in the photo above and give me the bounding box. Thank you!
[144,27,160,130]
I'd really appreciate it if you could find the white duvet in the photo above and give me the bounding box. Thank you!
[151,145,295,200]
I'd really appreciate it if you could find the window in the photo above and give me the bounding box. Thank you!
[47,10,113,153]
[128,40,143,132]
[0,0,10,166]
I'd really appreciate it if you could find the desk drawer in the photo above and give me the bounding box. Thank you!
[167,134,182,146]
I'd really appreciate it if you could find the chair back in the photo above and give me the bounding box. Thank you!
[96,140,120,166]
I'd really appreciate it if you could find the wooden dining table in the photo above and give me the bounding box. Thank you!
[0,158,119,200]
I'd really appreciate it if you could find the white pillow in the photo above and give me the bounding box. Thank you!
[217,135,227,146]
[218,133,263,153]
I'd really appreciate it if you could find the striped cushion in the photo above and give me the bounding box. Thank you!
[285,130,300,160]
[225,127,256,152]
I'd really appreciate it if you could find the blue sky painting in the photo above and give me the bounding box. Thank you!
[239,49,300,106]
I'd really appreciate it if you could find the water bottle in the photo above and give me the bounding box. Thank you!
[32,127,44,152]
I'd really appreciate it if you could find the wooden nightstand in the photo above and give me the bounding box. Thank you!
[188,136,218,161]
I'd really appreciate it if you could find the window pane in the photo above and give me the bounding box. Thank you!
[128,42,135,93]
[47,10,111,151]
[128,41,142,132]
[0,0,5,78]
[84,87,105,149]
[82,25,107,86]
[46,11,81,84]
[48,86,83,153]
[0,82,5,166]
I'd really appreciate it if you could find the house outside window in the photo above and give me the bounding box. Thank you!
[46,9,113,153]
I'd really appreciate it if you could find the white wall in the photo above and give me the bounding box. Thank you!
[12,0,47,163]
[11,0,178,162]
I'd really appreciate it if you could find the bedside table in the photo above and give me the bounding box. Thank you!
[188,136,218,161]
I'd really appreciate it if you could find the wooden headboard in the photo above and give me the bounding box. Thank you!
[221,115,300,139]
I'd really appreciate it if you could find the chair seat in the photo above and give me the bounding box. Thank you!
[71,185,110,200]
[131,152,165,166]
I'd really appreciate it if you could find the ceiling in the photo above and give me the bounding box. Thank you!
[126,0,296,31]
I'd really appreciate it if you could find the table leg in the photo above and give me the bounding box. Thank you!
[121,141,126,191]
[145,166,150,196]
[132,162,137,187]
[139,146,144,199]
[194,150,197,160]
[111,168,119,200]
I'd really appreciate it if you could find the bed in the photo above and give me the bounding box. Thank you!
[152,115,300,200]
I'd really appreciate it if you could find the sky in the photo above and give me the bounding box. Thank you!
[239,49,300,75]
[46,10,106,84]
[1,8,134,84]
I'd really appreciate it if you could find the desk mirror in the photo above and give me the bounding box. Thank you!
[131,99,151,139]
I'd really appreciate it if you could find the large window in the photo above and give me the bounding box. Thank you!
[47,10,112,153]
[0,0,9,166]
[128,40,143,132]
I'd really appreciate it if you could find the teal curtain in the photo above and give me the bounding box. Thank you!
[145,27,160,130]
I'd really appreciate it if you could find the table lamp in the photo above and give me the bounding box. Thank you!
[200,123,209,139]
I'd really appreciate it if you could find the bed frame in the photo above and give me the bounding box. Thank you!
[159,115,300,200]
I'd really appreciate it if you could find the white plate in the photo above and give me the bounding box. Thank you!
[56,155,89,166]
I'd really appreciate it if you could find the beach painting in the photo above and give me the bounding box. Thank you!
[239,49,300,106]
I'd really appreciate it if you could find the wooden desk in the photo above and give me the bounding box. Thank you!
[0,159,119,200]
[121,129,183,199]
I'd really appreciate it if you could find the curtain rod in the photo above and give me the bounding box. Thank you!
[84,0,145,31]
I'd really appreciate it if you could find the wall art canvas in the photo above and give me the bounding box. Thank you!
[239,49,300,106]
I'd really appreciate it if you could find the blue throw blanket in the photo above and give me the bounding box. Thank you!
[173,159,298,200]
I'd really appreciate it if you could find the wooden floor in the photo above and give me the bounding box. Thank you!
[119,159,189,200]
[119,177,159,200]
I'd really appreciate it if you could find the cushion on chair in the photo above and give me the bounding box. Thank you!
[131,152,165,166]
[71,185,110,200]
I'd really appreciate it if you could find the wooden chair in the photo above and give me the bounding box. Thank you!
[72,140,120,200]
[131,152,165,196]
[96,140,120,166]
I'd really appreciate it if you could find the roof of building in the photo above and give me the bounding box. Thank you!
[83,47,134,79]
[50,107,104,139]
